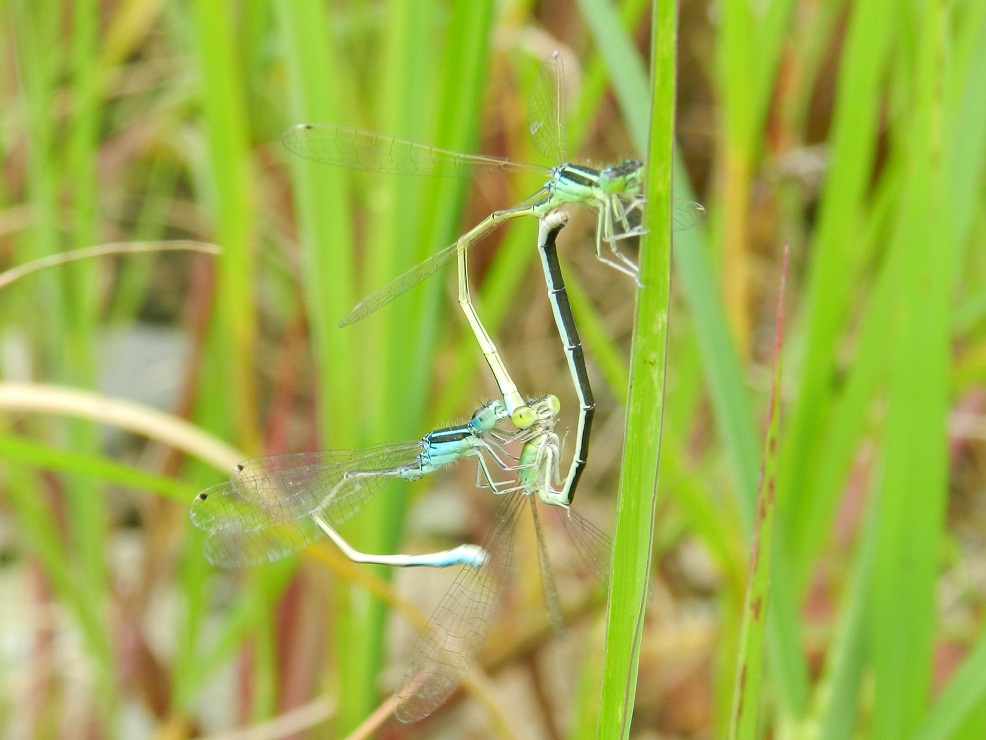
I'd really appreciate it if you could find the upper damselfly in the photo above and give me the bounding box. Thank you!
[283,51,702,423]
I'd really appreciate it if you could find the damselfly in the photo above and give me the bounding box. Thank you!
[190,400,524,569]
[283,51,702,423]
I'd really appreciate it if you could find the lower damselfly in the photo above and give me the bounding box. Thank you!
[190,400,526,569]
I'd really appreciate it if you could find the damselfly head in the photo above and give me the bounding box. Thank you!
[599,159,644,195]
[524,393,561,423]
[471,399,508,431]
[542,394,561,417]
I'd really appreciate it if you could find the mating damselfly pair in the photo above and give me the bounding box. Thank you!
[191,216,608,723]
[192,51,701,723]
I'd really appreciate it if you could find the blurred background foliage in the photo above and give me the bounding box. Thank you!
[0,0,984,737]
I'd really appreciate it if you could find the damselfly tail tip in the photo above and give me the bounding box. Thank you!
[457,544,487,568]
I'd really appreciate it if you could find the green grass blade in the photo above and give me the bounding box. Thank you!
[0,433,196,501]
[596,3,676,735]
[8,0,115,714]
[780,0,895,576]
[188,0,259,454]
[914,626,986,740]
[275,0,358,447]
[715,0,795,348]
[870,2,951,734]
[277,4,496,729]
[273,24,361,725]
[728,248,787,738]
[668,169,760,520]
[583,0,764,529]
[579,0,812,726]
[814,482,879,737]
[900,14,986,736]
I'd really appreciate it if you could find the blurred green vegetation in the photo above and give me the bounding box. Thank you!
[1,0,984,738]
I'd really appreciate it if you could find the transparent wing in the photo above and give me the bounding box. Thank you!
[529,496,565,638]
[615,196,705,237]
[527,51,568,164]
[282,124,541,178]
[338,189,547,327]
[339,241,461,326]
[553,504,612,589]
[672,200,706,233]
[394,491,524,723]
[190,442,424,534]
[202,516,323,568]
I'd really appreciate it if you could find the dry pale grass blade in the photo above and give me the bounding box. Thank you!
[0,382,241,472]
[0,240,220,291]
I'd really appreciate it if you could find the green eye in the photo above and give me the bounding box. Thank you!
[511,405,536,429]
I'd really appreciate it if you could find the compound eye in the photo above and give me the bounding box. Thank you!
[472,400,507,430]
[599,168,627,194]
[471,408,493,430]
[510,405,536,429]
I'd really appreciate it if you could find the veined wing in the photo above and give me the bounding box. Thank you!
[394,490,524,723]
[615,197,705,238]
[527,51,568,164]
[529,496,565,637]
[672,200,706,233]
[553,504,612,589]
[201,515,324,568]
[282,124,545,178]
[190,442,424,534]
[338,188,548,327]
[339,240,461,327]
